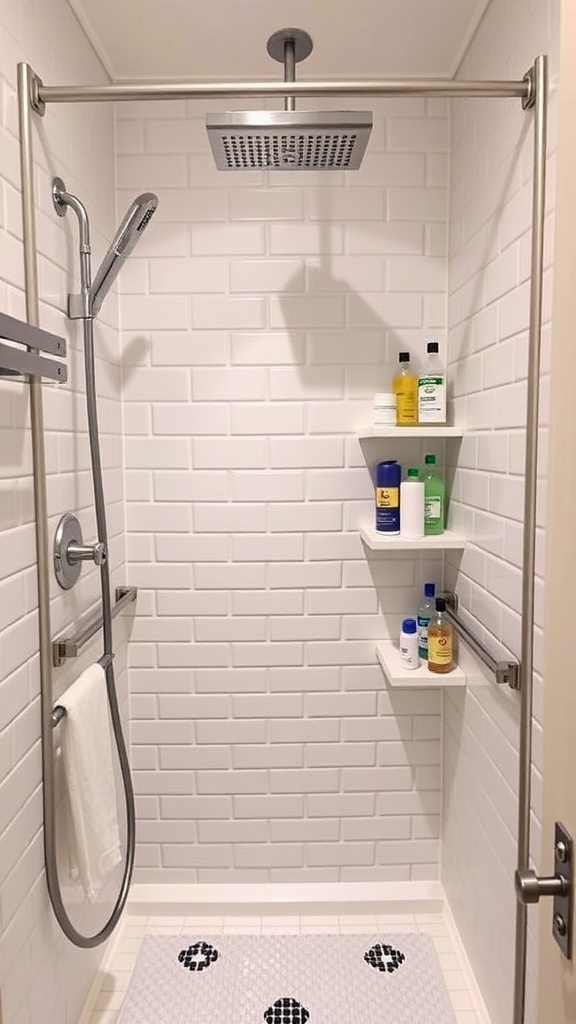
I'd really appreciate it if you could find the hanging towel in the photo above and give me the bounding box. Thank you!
[59,663,122,901]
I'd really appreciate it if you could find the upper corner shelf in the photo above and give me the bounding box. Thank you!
[357,426,464,439]
[0,311,67,382]
[375,640,466,688]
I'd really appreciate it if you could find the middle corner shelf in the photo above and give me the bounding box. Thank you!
[359,523,466,552]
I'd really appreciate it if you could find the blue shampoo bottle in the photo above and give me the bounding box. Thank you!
[375,460,401,533]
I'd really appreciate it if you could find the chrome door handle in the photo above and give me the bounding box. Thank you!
[515,822,573,960]
[515,868,569,904]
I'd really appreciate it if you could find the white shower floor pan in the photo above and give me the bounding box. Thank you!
[79,884,490,1024]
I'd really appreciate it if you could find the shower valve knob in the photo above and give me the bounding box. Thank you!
[67,541,107,566]
[54,513,107,589]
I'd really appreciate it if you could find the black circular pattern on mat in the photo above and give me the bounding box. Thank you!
[178,941,219,972]
[264,997,310,1023]
[364,943,406,973]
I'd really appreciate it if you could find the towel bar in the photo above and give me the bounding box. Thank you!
[51,586,137,667]
[0,310,67,381]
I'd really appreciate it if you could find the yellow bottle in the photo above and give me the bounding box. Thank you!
[393,352,418,426]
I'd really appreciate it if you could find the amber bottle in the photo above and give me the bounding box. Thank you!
[427,597,454,674]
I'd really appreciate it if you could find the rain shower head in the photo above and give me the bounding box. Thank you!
[90,192,159,316]
[206,29,373,171]
[206,109,373,171]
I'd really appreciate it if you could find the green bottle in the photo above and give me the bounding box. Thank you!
[423,454,445,535]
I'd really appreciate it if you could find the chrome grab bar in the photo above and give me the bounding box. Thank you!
[443,603,519,689]
[51,586,137,668]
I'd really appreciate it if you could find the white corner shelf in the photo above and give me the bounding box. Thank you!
[359,524,466,551]
[358,426,464,439]
[375,641,466,688]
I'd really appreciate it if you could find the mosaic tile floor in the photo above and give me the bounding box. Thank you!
[83,912,488,1024]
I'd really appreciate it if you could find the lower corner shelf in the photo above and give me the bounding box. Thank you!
[375,641,467,688]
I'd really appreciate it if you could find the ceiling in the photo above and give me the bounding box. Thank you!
[67,0,491,83]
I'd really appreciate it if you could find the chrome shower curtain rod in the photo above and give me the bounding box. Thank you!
[30,75,532,112]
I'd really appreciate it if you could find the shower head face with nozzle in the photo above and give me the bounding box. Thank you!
[206,110,373,171]
[90,192,159,316]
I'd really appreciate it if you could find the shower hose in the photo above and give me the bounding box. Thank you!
[47,188,136,947]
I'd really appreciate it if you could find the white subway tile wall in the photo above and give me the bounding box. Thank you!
[0,6,558,1024]
[0,7,128,1024]
[444,2,556,1024]
[118,96,450,888]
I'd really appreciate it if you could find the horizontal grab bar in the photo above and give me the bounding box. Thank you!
[51,586,137,667]
[444,603,519,689]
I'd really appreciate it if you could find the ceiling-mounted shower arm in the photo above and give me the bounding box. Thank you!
[267,28,314,113]
[284,38,295,112]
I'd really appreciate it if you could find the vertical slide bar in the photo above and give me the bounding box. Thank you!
[17,61,70,936]
[513,53,548,1024]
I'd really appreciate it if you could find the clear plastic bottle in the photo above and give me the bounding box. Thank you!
[418,341,446,424]
[392,352,418,426]
[427,597,454,673]
[417,582,436,658]
[423,453,445,535]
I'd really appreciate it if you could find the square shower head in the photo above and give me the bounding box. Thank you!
[205,109,373,170]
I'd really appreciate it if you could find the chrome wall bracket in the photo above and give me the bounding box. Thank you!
[522,66,536,110]
[515,822,573,960]
[67,292,92,319]
[29,71,46,116]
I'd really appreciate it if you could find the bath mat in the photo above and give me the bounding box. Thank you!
[117,933,457,1024]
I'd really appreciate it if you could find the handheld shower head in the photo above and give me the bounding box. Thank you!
[90,192,158,317]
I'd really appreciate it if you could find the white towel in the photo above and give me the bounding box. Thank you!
[59,663,122,901]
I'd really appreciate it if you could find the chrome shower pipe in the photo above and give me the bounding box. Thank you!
[512,53,548,1024]
[283,39,296,112]
[32,76,531,110]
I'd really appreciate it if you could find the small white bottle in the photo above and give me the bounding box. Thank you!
[418,341,446,424]
[400,618,419,669]
[400,468,425,538]
[373,392,396,426]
